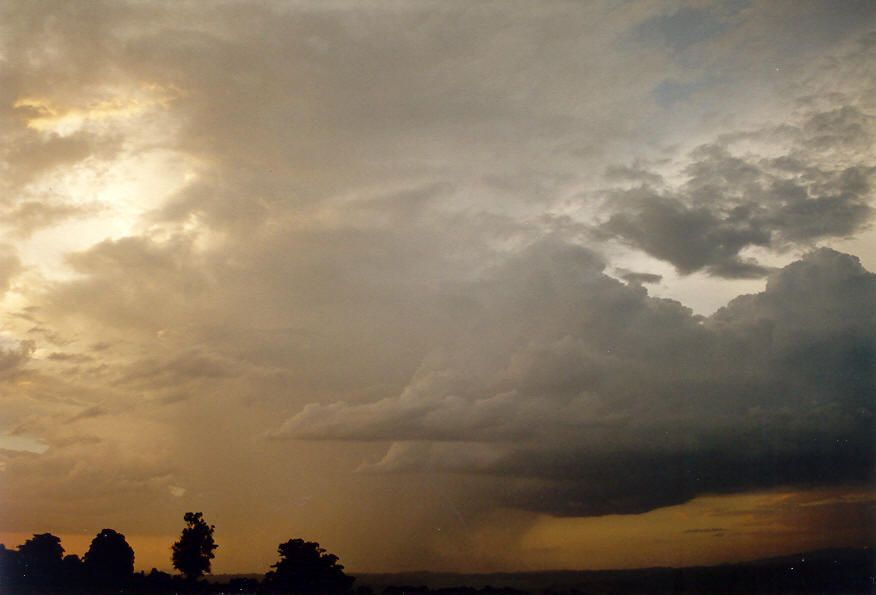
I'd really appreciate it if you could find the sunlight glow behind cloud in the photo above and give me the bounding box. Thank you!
[0,0,872,575]
[13,84,184,135]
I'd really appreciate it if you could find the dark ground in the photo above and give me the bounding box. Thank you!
[206,547,874,594]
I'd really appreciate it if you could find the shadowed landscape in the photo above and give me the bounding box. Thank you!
[353,549,875,595]
[1,512,355,593]
[1,515,873,593]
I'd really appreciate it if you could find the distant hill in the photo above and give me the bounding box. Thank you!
[352,547,875,594]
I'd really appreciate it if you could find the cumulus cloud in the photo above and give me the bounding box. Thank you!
[598,106,875,277]
[274,247,874,515]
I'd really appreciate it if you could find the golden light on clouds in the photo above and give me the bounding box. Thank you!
[517,486,875,571]
[15,96,147,134]
[0,1,873,578]
[13,84,184,136]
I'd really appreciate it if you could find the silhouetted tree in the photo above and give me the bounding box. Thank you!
[172,512,217,580]
[264,538,354,593]
[83,528,135,587]
[0,543,22,591]
[60,553,85,589]
[17,533,64,589]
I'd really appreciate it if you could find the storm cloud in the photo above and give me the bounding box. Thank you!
[272,246,874,515]
[0,0,874,574]
[599,107,875,277]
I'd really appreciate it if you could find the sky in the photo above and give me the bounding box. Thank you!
[0,0,874,575]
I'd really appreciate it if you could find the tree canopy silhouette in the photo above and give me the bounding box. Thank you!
[16,533,65,589]
[84,528,135,586]
[171,512,217,580]
[264,538,354,593]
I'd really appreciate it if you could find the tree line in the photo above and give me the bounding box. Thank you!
[0,512,355,593]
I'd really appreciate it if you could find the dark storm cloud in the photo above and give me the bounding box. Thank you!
[601,187,773,278]
[800,105,872,151]
[599,105,874,277]
[2,0,875,570]
[275,246,874,516]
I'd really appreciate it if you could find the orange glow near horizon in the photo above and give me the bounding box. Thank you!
[1,485,871,574]
[517,486,875,571]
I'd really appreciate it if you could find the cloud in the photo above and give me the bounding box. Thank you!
[0,411,187,532]
[635,4,738,54]
[598,106,874,277]
[0,245,22,295]
[66,404,105,423]
[2,200,100,238]
[0,444,178,531]
[615,269,663,285]
[46,235,214,333]
[0,340,34,374]
[600,185,773,278]
[1,0,874,572]
[46,351,92,363]
[273,246,874,516]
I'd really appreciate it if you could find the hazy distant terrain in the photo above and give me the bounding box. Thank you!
[351,548,874,594]
[206,548,875,594]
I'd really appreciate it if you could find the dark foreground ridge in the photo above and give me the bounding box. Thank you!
[1,516,872,594]
[352,548,875,595]
[0,512,355,594]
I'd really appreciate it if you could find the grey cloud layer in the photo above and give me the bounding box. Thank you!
[274,246,874,515]
[1,0,875,567]
[598,105,875,278]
